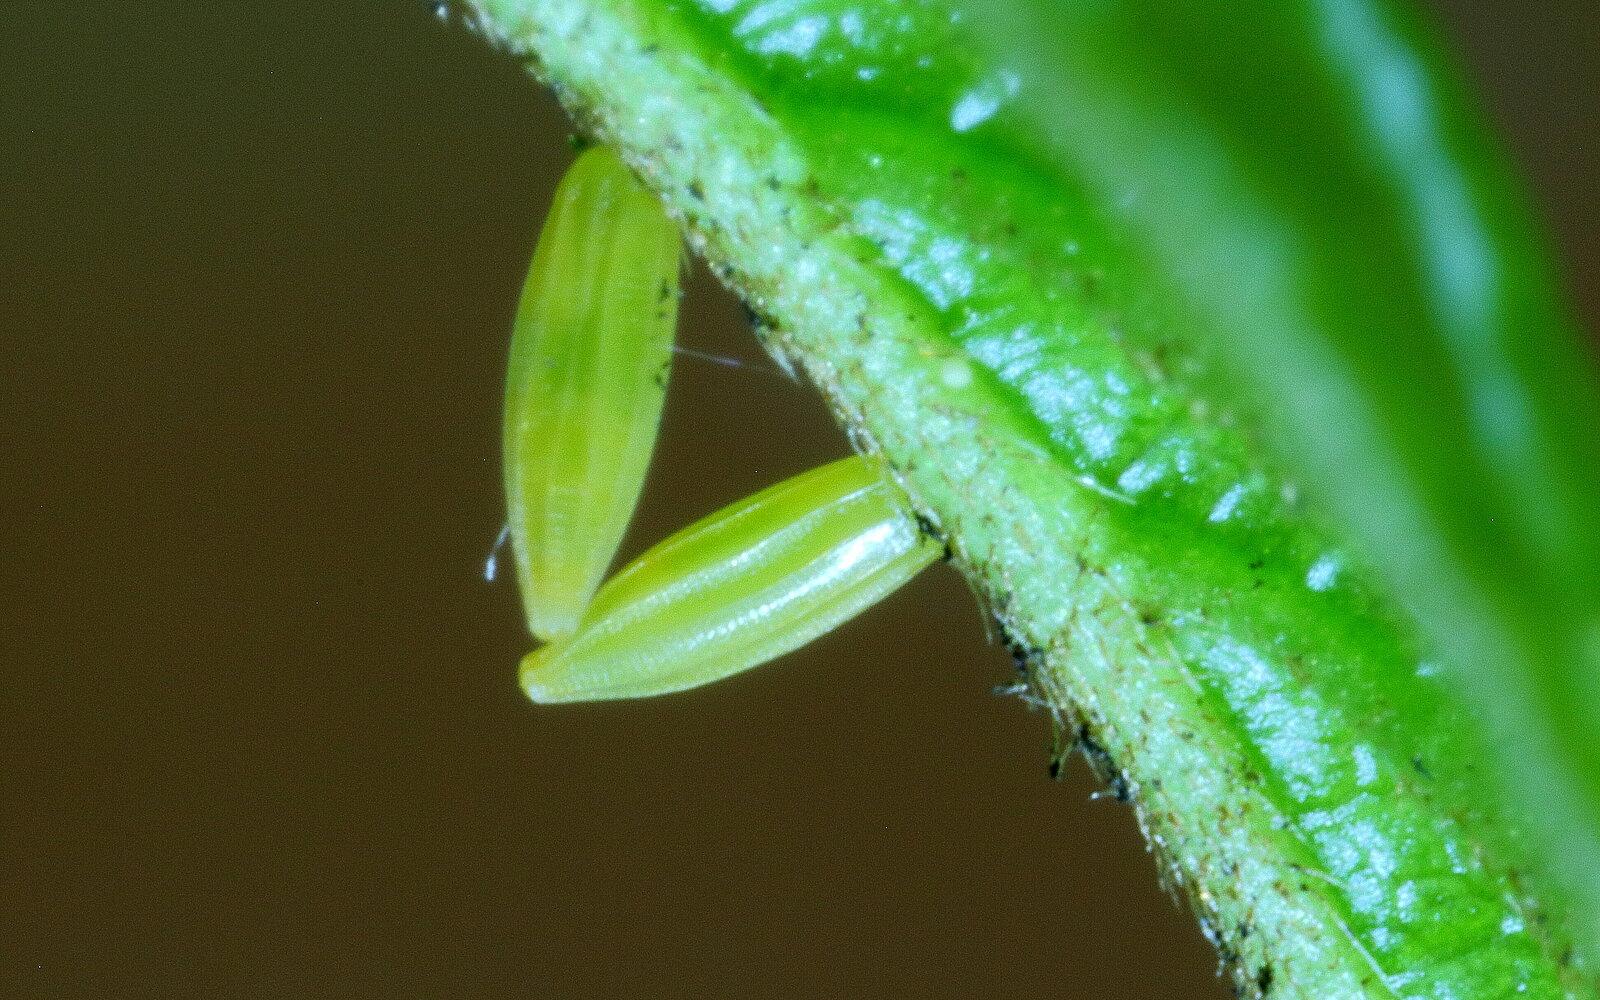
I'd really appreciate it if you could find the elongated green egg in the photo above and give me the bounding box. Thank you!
[522,456,941,702]
[504,146,681,640]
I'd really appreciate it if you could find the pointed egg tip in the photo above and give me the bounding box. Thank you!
[519,644,579,704]
[525,603,583,646]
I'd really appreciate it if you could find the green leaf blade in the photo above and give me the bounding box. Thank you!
[473,2,1600,995]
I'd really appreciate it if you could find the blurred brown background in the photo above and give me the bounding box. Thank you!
[2,2,1594,997]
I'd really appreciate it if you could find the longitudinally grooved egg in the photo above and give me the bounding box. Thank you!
[503,145,681,642]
